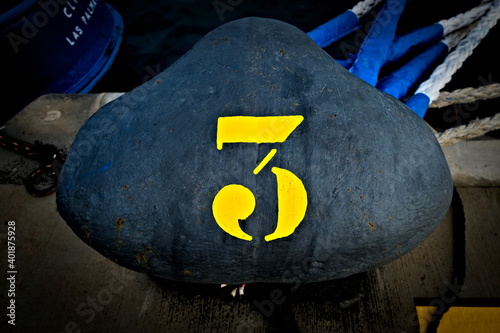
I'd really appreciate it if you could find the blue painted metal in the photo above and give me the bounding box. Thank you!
[1,0,123,121]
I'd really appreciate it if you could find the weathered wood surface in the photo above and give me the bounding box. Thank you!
[0,184,460,332]
[0,94,498,332]
[443,141,500,187]
[458,187,500,299]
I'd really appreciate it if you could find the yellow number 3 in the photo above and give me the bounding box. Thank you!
[212,116,308,242]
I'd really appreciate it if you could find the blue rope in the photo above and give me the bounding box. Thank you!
[388,23,444,64]
[404,93,431,118]
[307,0,493,119]
[306,10,361,47]
[336,23,445,70]
[377,41,448,100]
[349,0,407,86]
[336,53,357,69]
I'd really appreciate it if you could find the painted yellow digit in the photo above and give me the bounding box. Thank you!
[216,116,304,150]
[213,115,308,242]
[253,149,277,175]
[265,167,308,241]
[212,184,256,241]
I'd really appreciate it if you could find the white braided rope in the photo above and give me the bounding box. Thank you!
[415,0,500,103]
[430,83,500,108]
[439,1,493,35]
[436,112,500,146]
[351,0,384,18]
[442,23,475,49]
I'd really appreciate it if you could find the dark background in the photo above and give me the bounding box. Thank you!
[0,3,497,331]
[92,0,500,133]
[2,0,499,130]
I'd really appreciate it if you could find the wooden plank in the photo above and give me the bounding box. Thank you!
[0,185,266,333]
[443,141,500,187]
[0,93,121,184]
[457,187,500,298]
[2,94,499,332]
[0,177,458,332]
[289,206,456,333]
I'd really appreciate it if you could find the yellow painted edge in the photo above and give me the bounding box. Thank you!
[212,184,255,241]
[416,306,438,333]
[216,115,304,150]
[264,167,308,241]
[253,149,277,175]
[416,306,500,333]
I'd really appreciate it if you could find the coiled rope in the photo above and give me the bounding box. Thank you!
[430,83,500,108]
[376,26,473,100]
[334,1,493,71]
[431,84,500,146]
[406,0,500,116]
[436,112,500,147]
[306,0,383,47]
[349,0,407,86]
[438,1,492,35]
[351,0,384,17]
[308,0,500,145]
